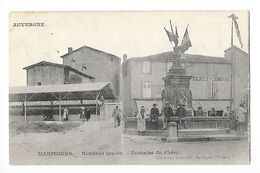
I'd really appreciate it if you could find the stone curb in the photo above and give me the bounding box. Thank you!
[123,133,248,143]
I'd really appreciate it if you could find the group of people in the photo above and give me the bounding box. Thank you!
[163,102,188,129]
[46,105,121,126]
[136,102,188,133]
[196,105,242,117]
[61,106,92,122]
[136,103,162,132]
[136,101,248,135]
[196,104,247,134]
[226,103,247,135]
[79,106,91,122]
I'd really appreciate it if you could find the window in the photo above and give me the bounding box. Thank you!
[166,62,173,72]
[82,65,87,71]
[207,63,216,76]
[37,82,41,86]
[142,61,151,74]
[142,82,152,98]
[72,59,76,67]
[207,82,217,99]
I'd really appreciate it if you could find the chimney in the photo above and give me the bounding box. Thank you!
[123,54,127,62]
[68,47,73,54]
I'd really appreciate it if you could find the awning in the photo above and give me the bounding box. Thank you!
[9,82,115,122]
[9,82,114,102]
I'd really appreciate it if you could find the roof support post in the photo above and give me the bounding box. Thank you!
[59,94,62,121]
[24,94,27,122]
[96,97,98,120]
[96,90,101,120]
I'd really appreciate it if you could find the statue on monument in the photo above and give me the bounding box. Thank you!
[162,20,193,115]
[164,20,192,54]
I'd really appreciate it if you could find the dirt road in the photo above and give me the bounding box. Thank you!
[10,119,249,165]
[10,119,123,164]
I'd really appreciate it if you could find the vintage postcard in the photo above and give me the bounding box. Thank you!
[9,11,250,165]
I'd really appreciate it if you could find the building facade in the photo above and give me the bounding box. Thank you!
[122,46,249,117]
[23,61,95,86]
[61,46,121,97]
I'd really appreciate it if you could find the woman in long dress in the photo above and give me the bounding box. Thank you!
[63,107,69,121]
[136,106,146,134]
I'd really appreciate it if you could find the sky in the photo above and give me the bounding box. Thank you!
[9,11,249,86]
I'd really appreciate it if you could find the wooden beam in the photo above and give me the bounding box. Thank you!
[24,94,27,122]
[95,90,102,119]
[59,94,62,121]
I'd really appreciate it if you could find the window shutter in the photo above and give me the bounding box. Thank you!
[142,82,152,98]
[213,83,217,98]
[142,61,151,74]
[207,82,212,99]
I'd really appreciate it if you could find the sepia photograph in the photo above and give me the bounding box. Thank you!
[9,11,250,165]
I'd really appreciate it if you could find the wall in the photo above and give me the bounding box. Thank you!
[62,47,121,96]
[225,46,249,108]
[100,102,122,120]
[27,65,64,85]
[122,59,133,117]
[187,63,231,100]
[123,54,234,116]
[129,60,168,99]
[64,68,93,84]
[129,59,231,100]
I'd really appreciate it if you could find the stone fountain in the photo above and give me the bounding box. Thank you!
[162,47,193,116]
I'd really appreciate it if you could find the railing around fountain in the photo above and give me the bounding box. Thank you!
[125,116,231,131]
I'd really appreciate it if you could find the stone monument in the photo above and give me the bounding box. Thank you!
[162,21,193,116]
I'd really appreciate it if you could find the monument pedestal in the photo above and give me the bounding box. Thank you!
[162,50,193,116]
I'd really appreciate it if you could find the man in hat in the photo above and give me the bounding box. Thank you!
[209,107,216,116]
[150,103,160,130]
[163,101,173,129]
[176,104,186,117]
[112,106,121,127]
[85,106,91,121]
[222,106,231,117]
[196,106,204,116]
[176,104,187,129]
[223,106,235,130]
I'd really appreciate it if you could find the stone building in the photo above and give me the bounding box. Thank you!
[23,61,95,86]
[122,46,249,117]
[61,46,121,97]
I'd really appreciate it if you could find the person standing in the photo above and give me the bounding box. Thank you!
[80,106,85,122]
[163,102,173,129]
[176,104,187,129]
[236,103,247,136]
[222,106,235,130]
[136,106,146,134]
[196,106,204,116]
[85,106,91,121]
[150,103,160,130]
[209,108,216,116]
[223,106,231,117]
[63,107,69,121]
[112,106,121,127]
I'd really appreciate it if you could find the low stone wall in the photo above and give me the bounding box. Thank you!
[125,116,230,131]
[125,117,164,130]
